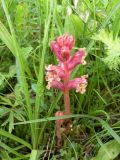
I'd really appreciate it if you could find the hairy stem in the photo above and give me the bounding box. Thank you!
[64,89,71,114]
[64,62,71,115]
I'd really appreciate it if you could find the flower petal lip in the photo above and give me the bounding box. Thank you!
[57,33,75,50]
[51,41,70,62]
[50,41,63,61]
[51,33,75,62]
[67,48,87,71]
[76,83,87,94]
[68,75,88,93]
[45,64,65,80]
[46,80,65,91]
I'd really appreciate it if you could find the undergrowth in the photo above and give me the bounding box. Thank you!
[0,0,120,159]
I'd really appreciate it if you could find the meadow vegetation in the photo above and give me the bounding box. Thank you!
[0,0,120,159]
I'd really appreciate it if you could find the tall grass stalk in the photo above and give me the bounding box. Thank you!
[1,0,35,147]
[34,0,52,148]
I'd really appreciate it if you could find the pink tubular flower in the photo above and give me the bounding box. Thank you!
[67,48,87,71]
[45,64,65,80]
[46,33,88,146]
[51,42,63,61]
[68,75,88,94]
[46,34,88,93]
[45,65,65,91]
[47,80,64,91]
[56,33,75,49]
[51,33,75,62]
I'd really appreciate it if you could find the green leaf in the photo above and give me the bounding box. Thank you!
[9,111,14,133]
[0,20,15,55]
[15,2,28,30]
[93,30,120,70]
[20,47,33,78]
[64,15,76,37]
[0,150,12,160]
[112,12,120,38]
[21,47,33,59]
[0,96,13,106]
[0,141,25,158]
[0,107,10,117]
[0,72,5,86]
[30,150,38,160]
[91,140,120,160]
[0,129,32,149]
[30,150,45,160]
[64,14,84,38]
[8,65,16,78]
[14,84,23,106]
[71,14,84,35]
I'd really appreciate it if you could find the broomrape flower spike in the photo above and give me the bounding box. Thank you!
[46,33,88,146]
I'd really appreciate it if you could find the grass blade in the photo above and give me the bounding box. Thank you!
[0,129,32,149]
[0,141,25,158]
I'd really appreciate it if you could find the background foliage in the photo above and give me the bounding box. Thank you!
[0,0,120,159]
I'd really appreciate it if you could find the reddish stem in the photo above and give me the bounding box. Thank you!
[55,62,71,147]
[63,62,71,115]
[64,88,70,114]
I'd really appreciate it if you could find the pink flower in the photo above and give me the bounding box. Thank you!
[45,65,65,91]
[61,46,70,61]
[51,42,63,61]
[56,33,75,49]
[50,33,75,62]
[46,80,64,91]
[67,48,87,71]
[46,33,88,94]
[45,65,65,80]
[46,34,88,146]
[68,75,88,94]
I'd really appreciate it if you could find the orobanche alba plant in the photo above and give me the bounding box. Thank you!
[93,30,120,70]
[46,33,88,146]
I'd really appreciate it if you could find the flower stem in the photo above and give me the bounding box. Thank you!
[64,62,71,115]
[64,88,71,114]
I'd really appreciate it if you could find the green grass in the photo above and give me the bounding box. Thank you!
[0,0,120,159]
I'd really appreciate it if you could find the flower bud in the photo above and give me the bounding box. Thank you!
[57,33,75,50]
[51,33,75,62]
